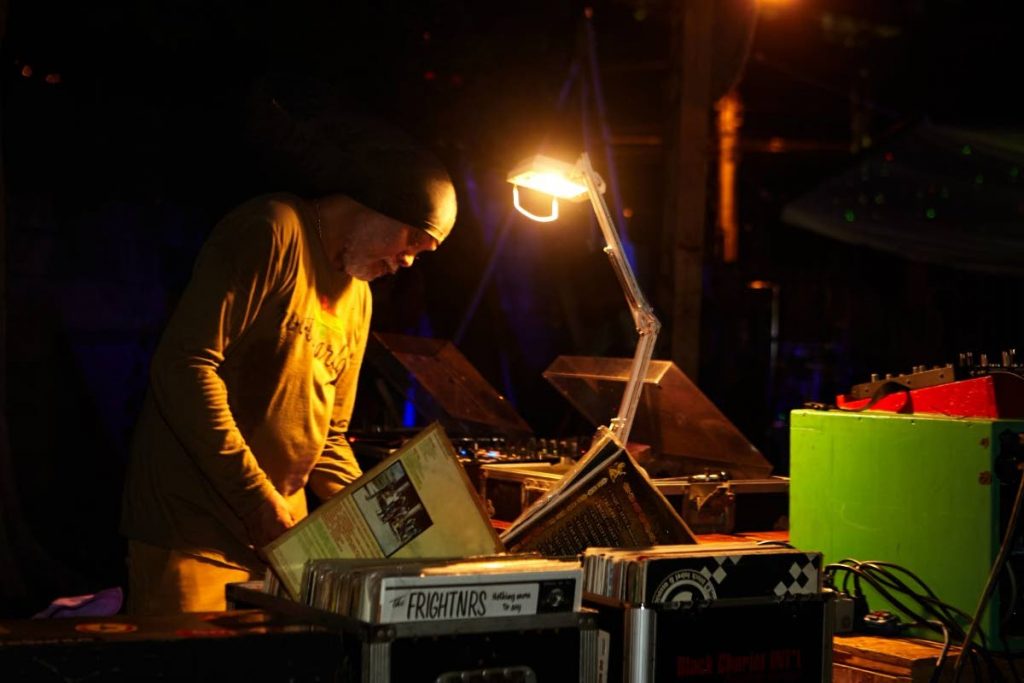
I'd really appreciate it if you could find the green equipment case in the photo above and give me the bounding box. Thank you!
[789,409,1024,646]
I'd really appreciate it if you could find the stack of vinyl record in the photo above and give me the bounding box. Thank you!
[582,542,823,605]
[290,555,584,624]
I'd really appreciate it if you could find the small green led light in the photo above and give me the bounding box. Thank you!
[844,209,856,222]
[925,208,936,219]
[962,145,972,155]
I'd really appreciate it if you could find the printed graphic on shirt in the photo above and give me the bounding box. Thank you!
[283,313,351,381]
[353,461,434,556]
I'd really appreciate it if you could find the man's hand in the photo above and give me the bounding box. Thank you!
[242,489,295,549]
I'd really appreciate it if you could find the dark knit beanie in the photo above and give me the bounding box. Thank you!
[336,125,457,244]
[245,79,457,243]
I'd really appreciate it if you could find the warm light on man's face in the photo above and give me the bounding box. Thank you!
[340,212,438,282]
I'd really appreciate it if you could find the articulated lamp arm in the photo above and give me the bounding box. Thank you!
[576,153,661,444]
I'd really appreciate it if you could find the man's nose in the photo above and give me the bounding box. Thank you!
[397,253,416,268]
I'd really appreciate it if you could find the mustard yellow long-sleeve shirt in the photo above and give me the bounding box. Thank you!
[121,194,368,570]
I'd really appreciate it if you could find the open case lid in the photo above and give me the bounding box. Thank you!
[543,356,771,479]
[366,332,533,438]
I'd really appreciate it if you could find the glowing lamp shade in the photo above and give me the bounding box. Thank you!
[507,154,605,223]
[506,155,589,200]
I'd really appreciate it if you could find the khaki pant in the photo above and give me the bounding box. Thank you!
[127,540,261,615]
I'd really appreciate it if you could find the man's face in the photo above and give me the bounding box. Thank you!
[339,211,438,282]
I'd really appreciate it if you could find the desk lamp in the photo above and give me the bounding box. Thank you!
[507,152,660,445]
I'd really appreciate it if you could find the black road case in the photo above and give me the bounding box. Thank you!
[589,594,832,683]
[0,608,344,682]
[228,581,599,682]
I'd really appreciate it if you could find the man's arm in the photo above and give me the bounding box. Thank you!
[149,205,298,536]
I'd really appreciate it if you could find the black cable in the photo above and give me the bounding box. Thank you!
[953,461,1024,682]
[826,563,939,634]
[977,370,1024,383]
[1002,635,1023,683]
[824,558,1009,681]
[1002,561,1018,629]
[861,562,946,607]
[861,562,1001,679]
[828,560,973,642]
[803,380,911,413]
[999,557,1022,683]
[838,558,992,646]
[858,561,967,633]
[968,647,984,682]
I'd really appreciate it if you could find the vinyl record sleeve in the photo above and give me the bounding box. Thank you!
[264,423,503,599]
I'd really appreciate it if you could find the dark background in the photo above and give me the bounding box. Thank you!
[1,0,1022,616]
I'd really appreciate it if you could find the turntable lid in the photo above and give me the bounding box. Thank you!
[542,355,771,479]
[368,332,533,437]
